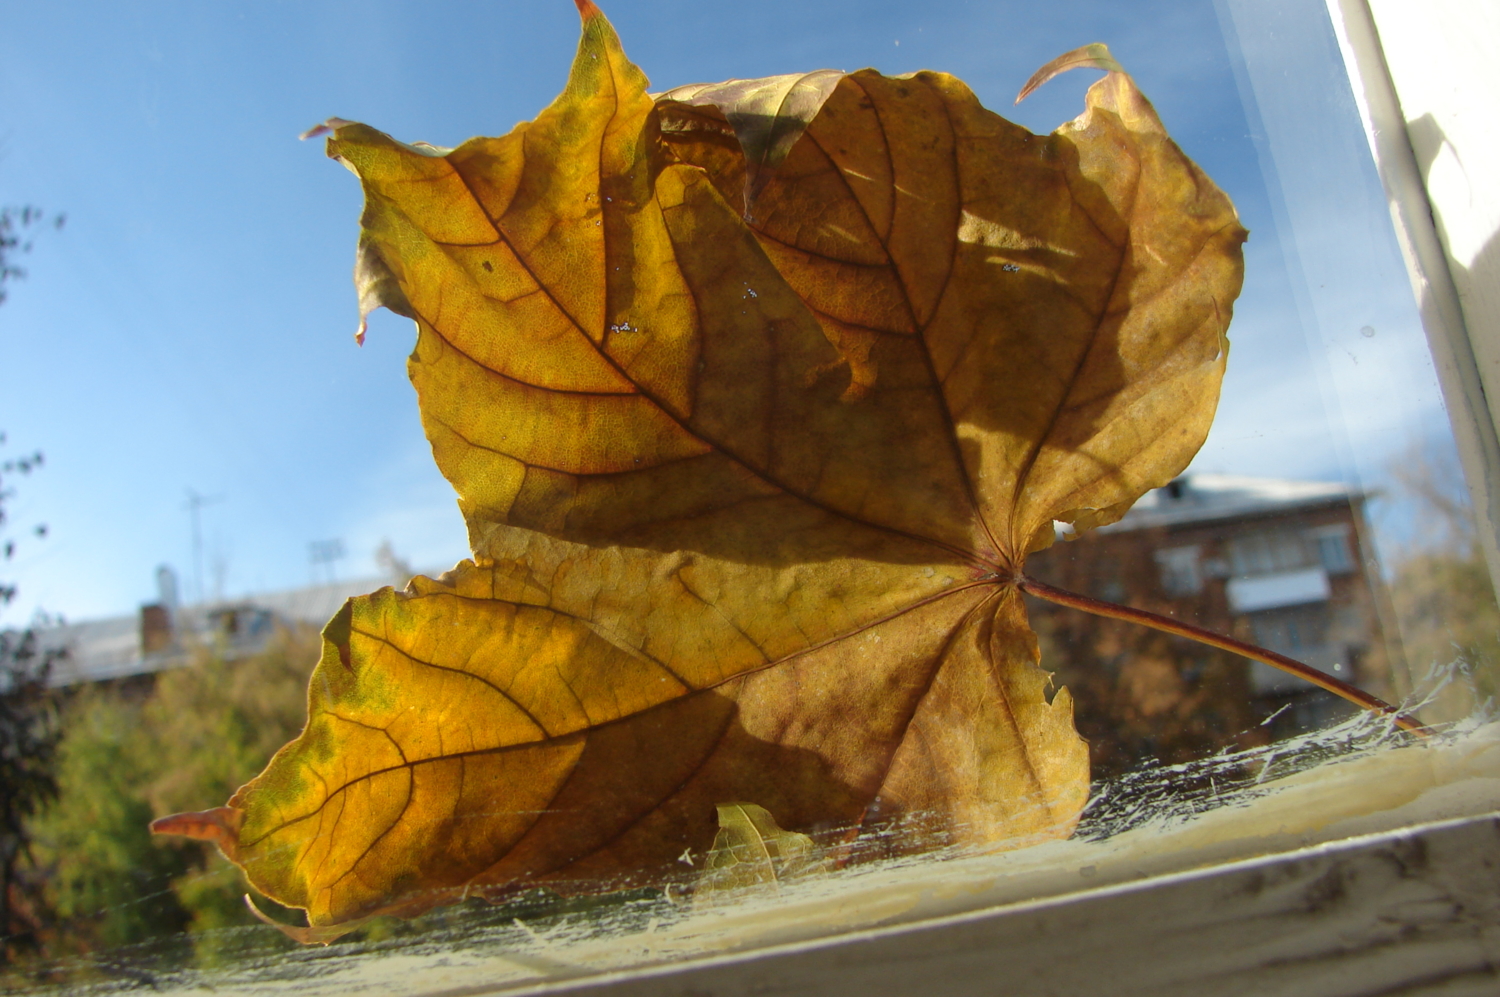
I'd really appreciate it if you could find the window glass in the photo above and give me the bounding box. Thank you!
[0,0,1491,989]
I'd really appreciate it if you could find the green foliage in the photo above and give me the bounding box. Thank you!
[16,626,317,974]
[142,626,316,819]
[28,690,190,954]
[1,199,64,966]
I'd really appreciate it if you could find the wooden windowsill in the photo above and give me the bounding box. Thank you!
[523,811,1500,997]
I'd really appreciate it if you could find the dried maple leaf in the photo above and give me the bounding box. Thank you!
[153,2,1245,938]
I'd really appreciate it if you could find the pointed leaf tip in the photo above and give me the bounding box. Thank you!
[1016,43,1125,104]
[300,117,355,141]
[573,0,604,21]
[151,806,244,862]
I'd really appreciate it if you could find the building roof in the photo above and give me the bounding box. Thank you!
[1099,474,1356,533]
[24,570,430,687]
[20,474,1364,688]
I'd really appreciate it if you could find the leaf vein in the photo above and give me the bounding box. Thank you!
[348,624,552,737]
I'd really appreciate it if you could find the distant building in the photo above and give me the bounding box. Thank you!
[31,566,428,688]
[31,477,1398,775]
[1025,474,1397,778]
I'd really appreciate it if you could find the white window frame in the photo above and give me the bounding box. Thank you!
[1326,0,1500,598]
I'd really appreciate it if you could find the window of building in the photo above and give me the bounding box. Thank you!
[1249,603,1332,656]
[1154,545,1204,596]
[1225,530,1313,576]
[1310,523,1356,574]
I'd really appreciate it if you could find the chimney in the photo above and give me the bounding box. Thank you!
[140,603,173,655]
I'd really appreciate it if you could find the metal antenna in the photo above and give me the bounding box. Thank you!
[184,489,224,605]
[308,538,347,586]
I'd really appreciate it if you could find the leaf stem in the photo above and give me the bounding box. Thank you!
[1017,575,1428,736]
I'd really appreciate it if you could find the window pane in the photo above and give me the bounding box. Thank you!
[0,0,1490,987]
[1028,0,1492,777]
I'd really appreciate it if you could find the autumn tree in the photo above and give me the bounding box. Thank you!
[0,629,60,961]
[0,203,59,607]
[0,202,63,963]
[1387,443,1500,720]
[21,687,189,964]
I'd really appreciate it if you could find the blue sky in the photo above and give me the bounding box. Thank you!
[0,0,1451,623]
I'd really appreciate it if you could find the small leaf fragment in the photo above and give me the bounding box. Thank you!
[1015,42,1126,104]
[242,894,382,946]
[656,70,845,215]
[352,231,416,345]
[695,803,829,903]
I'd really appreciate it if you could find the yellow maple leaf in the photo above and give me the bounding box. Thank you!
[153,1,1244,938]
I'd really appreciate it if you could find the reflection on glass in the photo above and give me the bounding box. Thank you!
[1028,0,1495,782]
[1029,473,1400,772]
